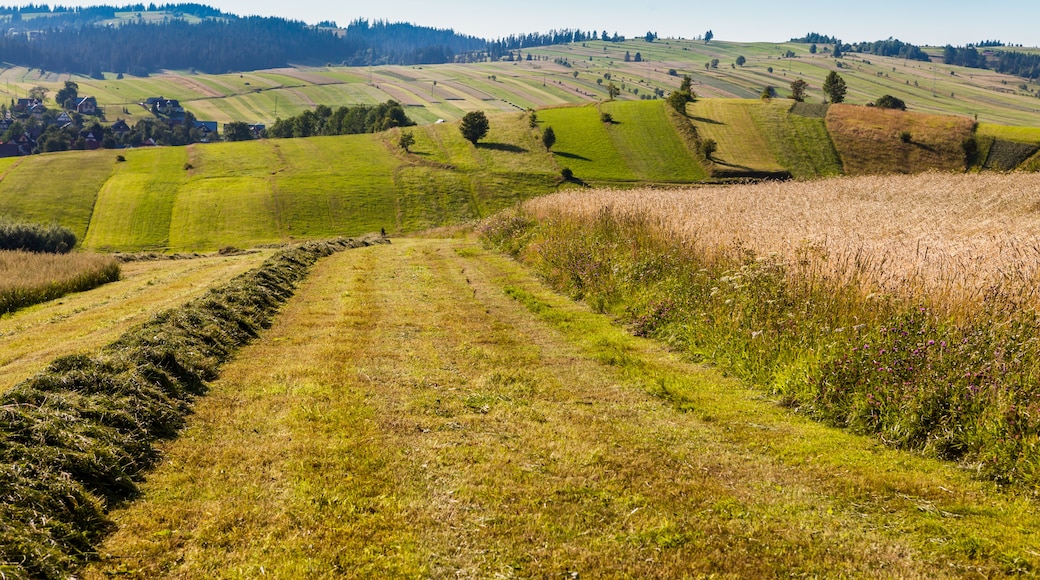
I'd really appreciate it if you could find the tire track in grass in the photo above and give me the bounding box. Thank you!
[86,239,1039,577]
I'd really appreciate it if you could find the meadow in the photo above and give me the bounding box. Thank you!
[485,172,1040,488]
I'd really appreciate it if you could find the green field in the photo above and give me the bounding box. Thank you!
[749,100,844,179]
[685,99,789,177]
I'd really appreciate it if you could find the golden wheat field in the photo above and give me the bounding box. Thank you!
[0,251,118,292]
[526,172,1040,311]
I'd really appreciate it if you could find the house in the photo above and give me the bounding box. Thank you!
[111,119,130,136]
[193,120,217,134]
[0,118,11,134]
[0,143,20,158]
[248,124,265,138]
[84,132,101,150]
[76,96,98,115]
[13,98,37,113]
[55,111,73,125]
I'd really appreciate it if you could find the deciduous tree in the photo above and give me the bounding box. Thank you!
[790,79,808,102]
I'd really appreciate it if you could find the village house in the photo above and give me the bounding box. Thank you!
[111,119,130,137]
[76,96,98,116]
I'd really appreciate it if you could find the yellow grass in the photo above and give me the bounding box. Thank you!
[0,251,115,294]
[523,172,1040,311]
[0,251,270,391]
[826,104,976,175]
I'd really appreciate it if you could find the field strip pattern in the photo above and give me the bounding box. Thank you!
[0,252,270,392]
[85,239,1037,577]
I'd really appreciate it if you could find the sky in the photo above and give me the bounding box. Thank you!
[33,0,1040,47]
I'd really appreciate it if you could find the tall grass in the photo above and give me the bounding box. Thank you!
[481,173,1040,489]
[0,251,120,315]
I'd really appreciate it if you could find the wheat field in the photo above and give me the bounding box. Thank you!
[526,172,1040,311]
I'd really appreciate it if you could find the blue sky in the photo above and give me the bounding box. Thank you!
[46,1,1040,47]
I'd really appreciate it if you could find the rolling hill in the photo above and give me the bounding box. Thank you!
[1,93,1039,251]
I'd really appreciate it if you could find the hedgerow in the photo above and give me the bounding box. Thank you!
[0,236,386,579]
[0,219,77,253]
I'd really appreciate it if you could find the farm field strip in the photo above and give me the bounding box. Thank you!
[83,238,1039,577]
[0,251,271,392]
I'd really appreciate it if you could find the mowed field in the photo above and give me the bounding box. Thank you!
[4,36,1040,128]
[0,251,269,392]
[74,238,1040,577]
[0,101,723,251]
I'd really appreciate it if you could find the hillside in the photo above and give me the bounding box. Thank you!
[3,38,1040,129]
[4,103,718,251]
[3,95,1040,251]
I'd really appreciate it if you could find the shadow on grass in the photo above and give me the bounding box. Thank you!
[554,151,592,161]
[690,116,724,125]
[477,142,528,153]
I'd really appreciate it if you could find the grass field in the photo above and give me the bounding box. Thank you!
[510,172,1040,489]
[0,251,270,392]
[685,99,789,177]
[600,100,708,182]
[750,100,844,179]
[4,36,1040,128]
[78,238,1040,577]
[825,104,976,174]
[537,104,641,182]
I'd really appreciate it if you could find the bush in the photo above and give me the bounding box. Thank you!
[561,167,574,181]
[872,95,907,110]
[0,219,77,253]
[899,131,913,144]
[699,138,718,160]
[600,112,614,124]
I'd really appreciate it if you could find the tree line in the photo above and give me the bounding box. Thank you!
[944,45,1040,80]
[265,101,415,139]
[0,4,593,74]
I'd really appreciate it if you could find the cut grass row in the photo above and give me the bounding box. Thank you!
[81,238,1040,577]
[0,237,382,579]
[0,251,270,392]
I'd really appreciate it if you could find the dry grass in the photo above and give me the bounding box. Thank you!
[524,172,1040,313]
[826,104,975,175]
[0,251,114,293]
[0,250,119,315]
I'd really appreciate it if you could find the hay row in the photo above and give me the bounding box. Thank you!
[0,236,387,579]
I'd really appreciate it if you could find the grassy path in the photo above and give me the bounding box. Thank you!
[0,252,269,392]
[85,239,1038,578]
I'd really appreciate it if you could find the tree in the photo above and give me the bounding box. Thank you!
[704,30,714,44]
[809,43,817,54]
[55,81,79,110]
[607,82,620,100]
[822,71,847,103]
[790,79,808,102]
[668,75,696,114]
[398,131,415,152]
[28,86,47,102]
[542,126,556,150]
[760,86,774,99]
[710,58,720,69]
[223,121,253,142]
[736,55,746,66]
[645,31,655,43]
[459,110,489,144]
[634,52,642,62]
[833,41,843,59]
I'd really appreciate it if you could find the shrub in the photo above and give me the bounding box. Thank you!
[899,131,913,144]
[872,95,907,110]
[0,219,77,253]
[561,167,574,181]
[600,112,614,124]
[699,138,718,160]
